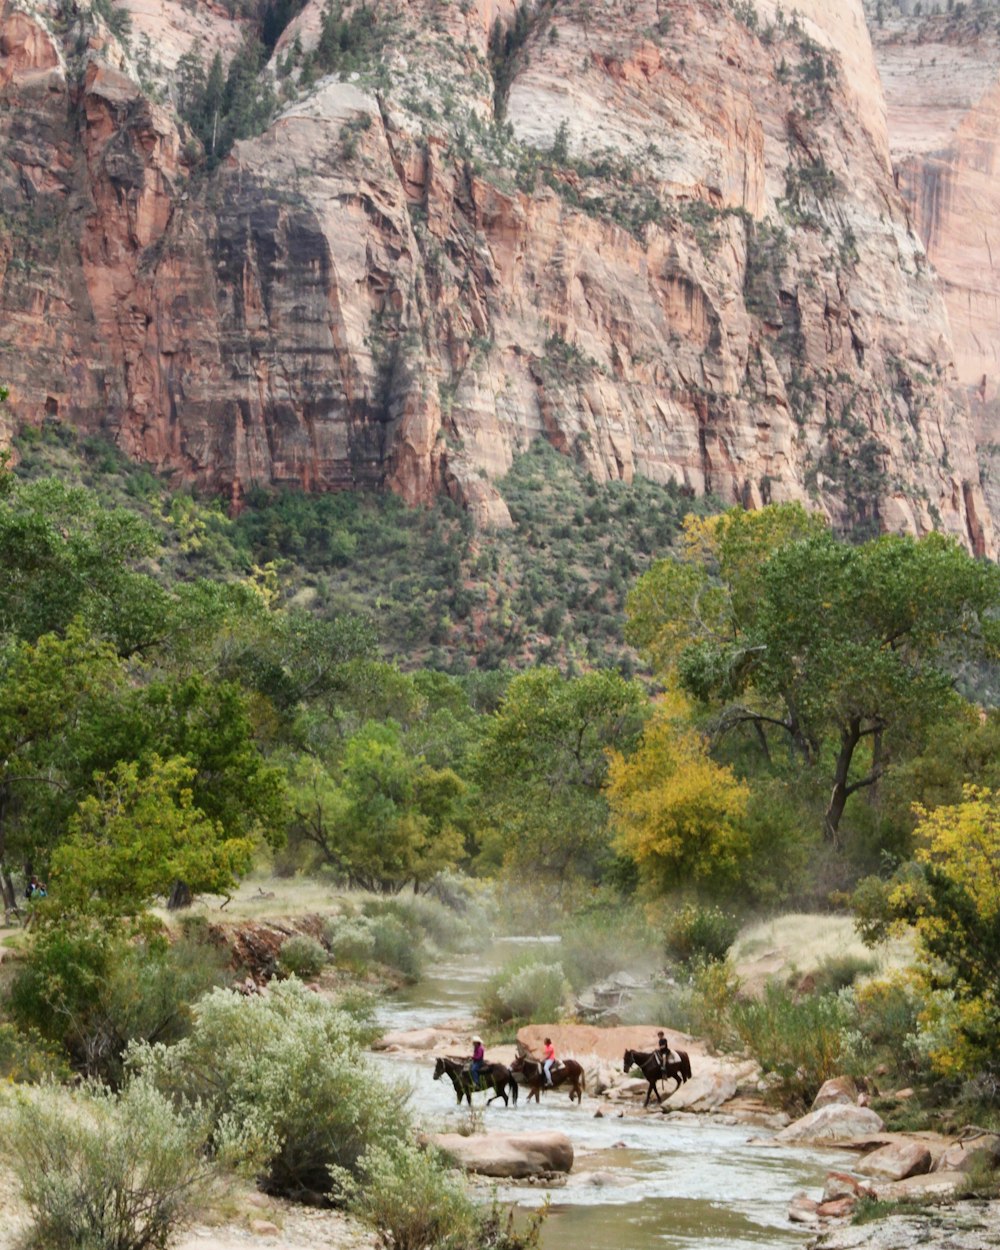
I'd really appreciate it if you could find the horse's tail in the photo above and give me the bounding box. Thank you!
[680,1050,692,1082]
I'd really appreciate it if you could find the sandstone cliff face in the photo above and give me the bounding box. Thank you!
[0,0,992,552]
[871,10,1000,526]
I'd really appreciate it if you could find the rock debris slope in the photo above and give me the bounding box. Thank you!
[0,0,992,551]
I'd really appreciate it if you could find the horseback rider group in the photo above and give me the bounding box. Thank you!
[434,1029,685,1111]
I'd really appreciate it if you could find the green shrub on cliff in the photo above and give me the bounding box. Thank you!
[277,933,328,979]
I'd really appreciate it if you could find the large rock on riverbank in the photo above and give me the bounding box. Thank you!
[774,1104,886,1143]
[428,1131,574,1179]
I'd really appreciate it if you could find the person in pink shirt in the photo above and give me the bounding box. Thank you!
[542,1037,555,1086]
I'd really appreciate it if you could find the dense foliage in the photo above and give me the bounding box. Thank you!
[4,393,1000,1234]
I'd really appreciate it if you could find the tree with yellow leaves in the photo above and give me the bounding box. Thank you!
[853,785,1000,1078]
[607,700,750,895]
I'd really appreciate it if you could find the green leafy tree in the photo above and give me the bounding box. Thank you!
[50,755,255,915]
[627,506,1000,841]
[288,722,466,892]
[473,668,646,885]
[0,624,127,905]
[607,698,750,896]
[0,476,166,653]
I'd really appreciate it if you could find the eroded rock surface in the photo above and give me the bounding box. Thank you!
[0,0,993,548]
[807,1198,1000,1250]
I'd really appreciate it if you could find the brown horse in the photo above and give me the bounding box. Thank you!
[623,1047,692,1108]
[433,1055,518,1107]
[510,1052,586,1104]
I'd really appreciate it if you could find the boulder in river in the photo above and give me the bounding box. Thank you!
[788,1193,820,1225]
[429,1131,574,1178]
[775,1104,885,1144]
[665,1070,738,1112]
[870,1169,965,1202]
[373,1026,458,1052]
[822,1172,874,1203]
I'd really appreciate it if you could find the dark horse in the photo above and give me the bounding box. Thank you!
[623,1048,692,1108]
[510,1053,586,1104]
[433,1055,518,1107]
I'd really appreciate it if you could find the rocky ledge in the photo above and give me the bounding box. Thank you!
[806,1199,1000,1250]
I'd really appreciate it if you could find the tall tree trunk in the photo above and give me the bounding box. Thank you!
[825,718,861,843]
[0,866,16,915]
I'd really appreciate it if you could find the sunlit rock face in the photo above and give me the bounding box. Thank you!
[871,9,1000,531]
[0,0,992,551]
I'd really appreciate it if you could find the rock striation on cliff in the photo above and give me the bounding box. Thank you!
[871,7,1000,532]
[0,0,992,551]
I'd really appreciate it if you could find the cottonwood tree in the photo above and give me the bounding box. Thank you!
[472,667,647,885]
[50,755,256,916]
[287,722,467,893]
[606,704,750,896]
[627,506,1000,842]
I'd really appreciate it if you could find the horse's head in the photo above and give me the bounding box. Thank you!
[622,1049,634,1074]
[432,1057,446,1081]
[509,1054,524,1073]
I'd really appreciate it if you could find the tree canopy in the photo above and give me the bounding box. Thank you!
[473,667,647,885]
[627,505,1000,840]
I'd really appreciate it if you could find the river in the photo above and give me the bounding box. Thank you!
[374,948,845,1250]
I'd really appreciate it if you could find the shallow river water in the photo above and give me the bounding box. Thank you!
[375,948,844,1250]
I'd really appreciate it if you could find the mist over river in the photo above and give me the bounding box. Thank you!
[375,952,845,1250]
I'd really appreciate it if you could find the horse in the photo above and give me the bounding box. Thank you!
[623,1047,692,1108]
[432,1055,518,1107]
[509,1052,586,1104]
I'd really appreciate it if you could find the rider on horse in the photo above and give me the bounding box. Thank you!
[656,1030,671,1071]
[542,1037,556,1086]
[470,1035,485,1088]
